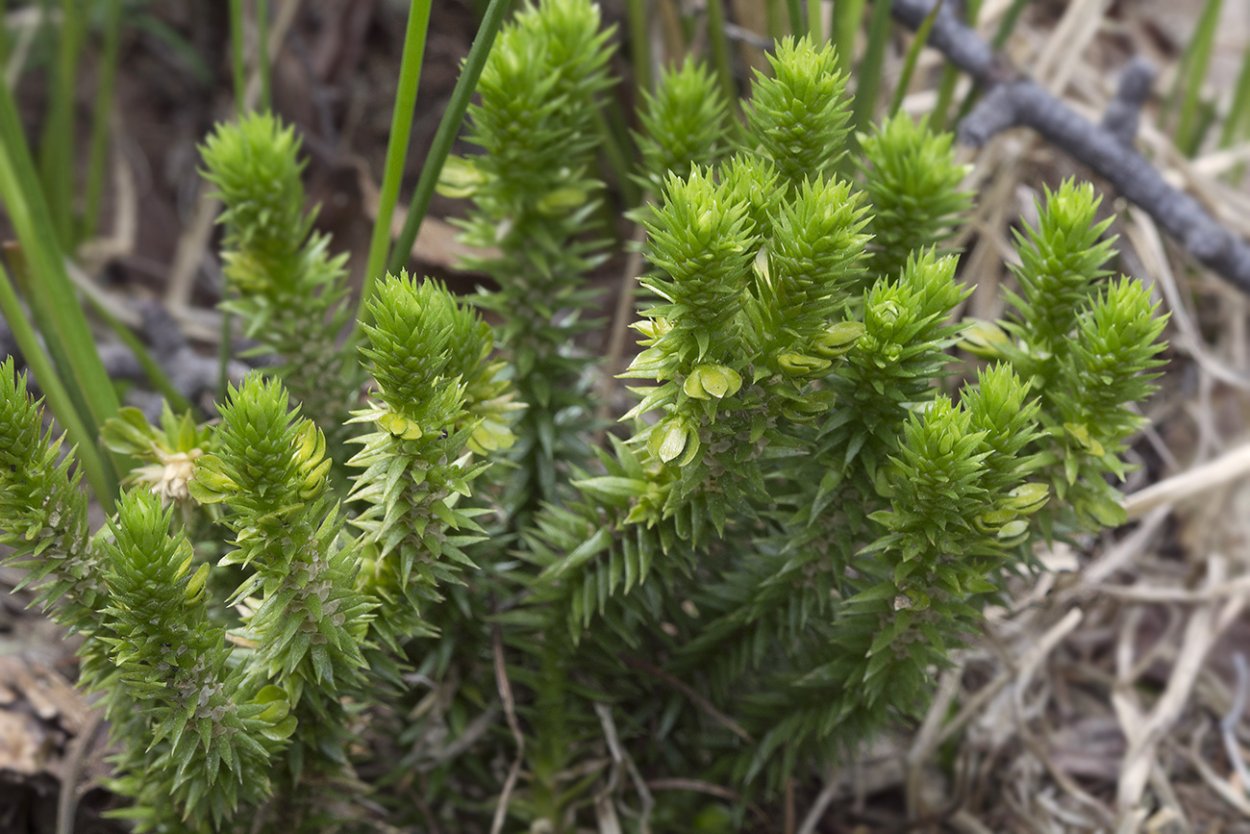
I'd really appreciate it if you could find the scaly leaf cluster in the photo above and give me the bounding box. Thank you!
[349,273,515,647]
[859,112,973,278]
[0,359,100,634]
[742,36,852,189]
[192,376,372,785]
[201,113,360,467]
[967,182,1168,531]
[634,58,733,190]
[445,0,615,510]
[98,490,288,832]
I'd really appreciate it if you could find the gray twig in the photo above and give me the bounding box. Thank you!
[1102,57,1155,146]
[891,0,1250,296]
[1220,652,1250,792]
[135,302,248,413]
[489,623,523,834]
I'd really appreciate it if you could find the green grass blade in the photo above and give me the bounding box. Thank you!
[384,0,512,278]
[0,77,120,474]
[229,0,269,113]
[852,0,894,131]
[931,0,979,129]
[1171,0,1222,154]
[766,0,786,39]
[1219,44,1250,149]
[706,0,735,102]
[787,0,803,35]
[0,263,115,505]
[990,0,1028,49]
[626,0,651,92]
[807,0,821,39]
[39,0,83,247]
[83,0,122,241]
[0,0,9,66]
[256,0,271,111]
[225,0,247,390]
[229,0,246,114]
[832,0,866,75]
[361,0,433,326]
[890,0,941,115]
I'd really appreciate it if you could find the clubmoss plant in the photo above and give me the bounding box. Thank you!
[442,0,616,513]
[200,113,361,470]
[0,3,1167,831]
[98,490,286,831]
[859,111,972,278]
[191,375,373,790]
[633,57,734,191]
[0,280,516,832]
[349,272,517,648]
[504,31,1165,808]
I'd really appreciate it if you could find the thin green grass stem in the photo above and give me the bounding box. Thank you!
[384,0,512,278]
[0,78,120,476]
[361,0,433,328]
[890,0,941,115]
[229,0,246,115]
[1221,52,1250,148]
[766,0,785,39]
[706,0,735,103]
[626,0,651,92]
[256,0,271,111]
[989,0,1027,49]
[0,0,9,66]
[832,0,866,74]
[1172,0,1222,154]
[39,0,83,247]
[852,0,894,131]
[83,0,122,241]
[225,0,248,388]
[786,0,804,35]
[1220,47,1250,170]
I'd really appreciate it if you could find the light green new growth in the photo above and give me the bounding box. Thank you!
[0,4,1168,831]
[444,0,615,511]
[634,58,734,190]
[349,273,515,646]
[201,113,360,467]
[859,112,972,278]
[966,181,1166,532]
[192,376,373,787]
[99,490,284,831]
[743,36,851,188]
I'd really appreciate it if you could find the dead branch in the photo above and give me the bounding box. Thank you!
[891,0,1250,296]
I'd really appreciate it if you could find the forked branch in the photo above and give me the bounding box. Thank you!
[892,0,1250,296]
